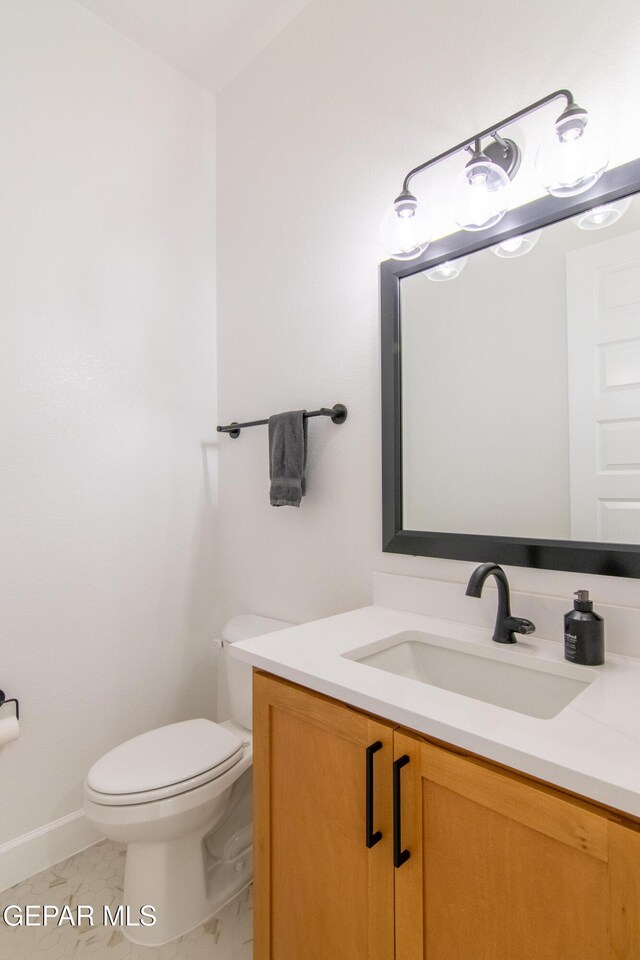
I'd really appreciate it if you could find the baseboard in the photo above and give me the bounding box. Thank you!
[0,810,103,893]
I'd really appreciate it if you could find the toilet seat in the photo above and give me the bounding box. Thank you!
[86,719,244,806]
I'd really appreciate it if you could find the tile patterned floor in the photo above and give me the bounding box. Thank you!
[0,841,253,959]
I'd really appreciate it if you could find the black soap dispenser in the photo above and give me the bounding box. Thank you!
[564,590,604,665]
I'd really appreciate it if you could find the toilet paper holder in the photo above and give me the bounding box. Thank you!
[0,691,19,720]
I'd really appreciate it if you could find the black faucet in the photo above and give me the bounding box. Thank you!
[465,562,535,644]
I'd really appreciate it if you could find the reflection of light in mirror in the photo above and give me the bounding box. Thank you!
[572,197,632,231]
[425,257,468,282]
[491,230,542,259]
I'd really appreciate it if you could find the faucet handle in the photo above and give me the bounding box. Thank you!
[504,617,535,636]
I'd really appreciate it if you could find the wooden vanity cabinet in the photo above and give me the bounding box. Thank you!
[253,670,395,960]
[394,730,640,960]
[254,671,640,960]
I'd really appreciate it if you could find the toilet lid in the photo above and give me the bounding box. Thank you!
[87,719,243,796]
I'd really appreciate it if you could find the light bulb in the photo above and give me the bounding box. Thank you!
[572,197,631,231]
[491,230,541,258]
[379,192,430,260]
[452,151,510,231]
[536,104,608,198]
[425,257,468,282]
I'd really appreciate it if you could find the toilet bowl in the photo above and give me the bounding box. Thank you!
[83,615,291,946]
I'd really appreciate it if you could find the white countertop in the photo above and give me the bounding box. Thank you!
[230,604,640,818]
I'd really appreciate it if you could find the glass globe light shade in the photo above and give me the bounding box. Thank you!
[536,110,609,198]
[379,194,430,260]
[425,257,468,281]
[491,229,542,258]
[572,197,632,230]
[452,153,511,231]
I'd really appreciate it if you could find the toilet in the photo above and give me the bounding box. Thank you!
[83,615,291,947]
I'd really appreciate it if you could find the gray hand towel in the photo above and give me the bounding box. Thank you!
[268,410,307,507]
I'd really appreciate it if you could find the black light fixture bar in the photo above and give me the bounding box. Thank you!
[217,403,348,439]
[399,89,574,195]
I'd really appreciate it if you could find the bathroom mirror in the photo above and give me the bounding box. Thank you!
[381,158,640,577]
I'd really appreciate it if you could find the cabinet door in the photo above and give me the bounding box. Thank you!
[253,671,395,960]
[394,730,640,960]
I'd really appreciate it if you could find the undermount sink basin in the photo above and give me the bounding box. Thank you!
[344,631,594,720]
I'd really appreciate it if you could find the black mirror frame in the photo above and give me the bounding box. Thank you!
[381,157,640,578]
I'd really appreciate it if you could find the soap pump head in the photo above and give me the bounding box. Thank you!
[574,590,594,612]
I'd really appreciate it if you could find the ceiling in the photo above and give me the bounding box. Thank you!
[75,0,311,92]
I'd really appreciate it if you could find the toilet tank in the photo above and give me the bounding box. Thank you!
[221,615,292,731]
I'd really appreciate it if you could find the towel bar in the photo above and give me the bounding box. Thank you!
[0,691,19,720]
[217,403,347,439]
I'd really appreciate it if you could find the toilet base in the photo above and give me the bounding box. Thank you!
[122,833,253,947]
[83,729,254,947]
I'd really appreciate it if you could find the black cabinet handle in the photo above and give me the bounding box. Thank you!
[393,754,410,868]
[365,741,383,848]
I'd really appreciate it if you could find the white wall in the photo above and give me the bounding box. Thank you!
[0,0,217,848]
[216,0,640,627]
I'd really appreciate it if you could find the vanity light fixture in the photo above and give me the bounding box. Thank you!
[536,102,608,197]
[572,196,631,230]
[452,139,512,232]
[491,230,542,258]
[425,257,468,281]
[380,89,609,260]
[378,192,431,261]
